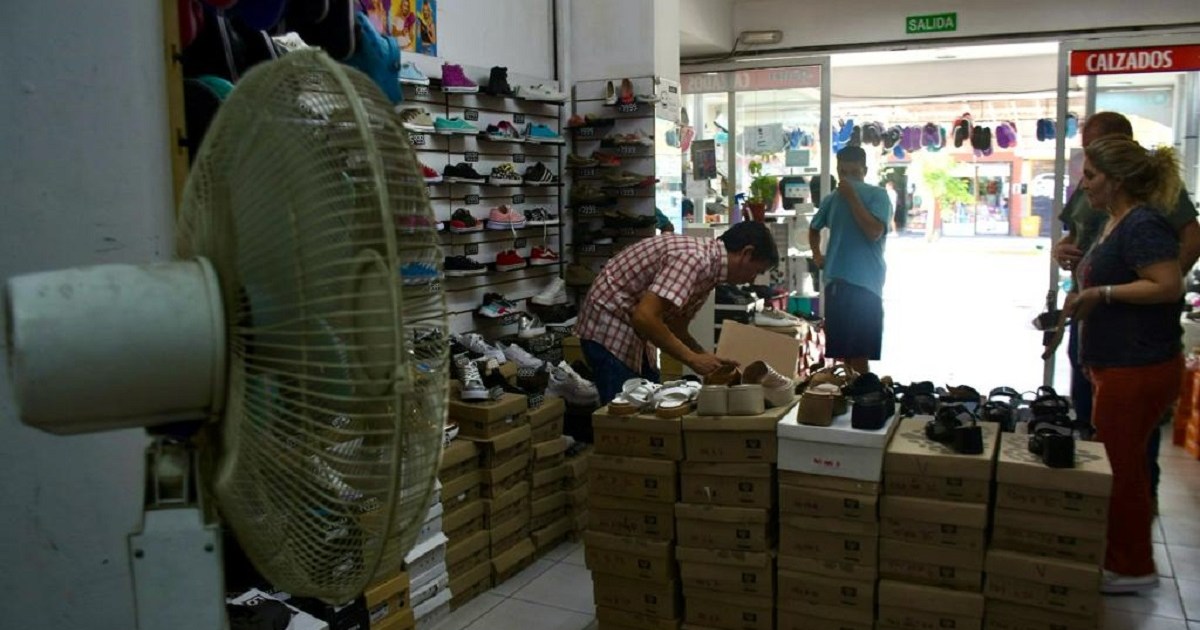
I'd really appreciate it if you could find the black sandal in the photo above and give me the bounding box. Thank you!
[925,404,984,454]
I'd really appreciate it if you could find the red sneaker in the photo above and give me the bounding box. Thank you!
[495,250,527,272]
[591,151,621,168]
[530,246,560,266]
[422,163,442,183]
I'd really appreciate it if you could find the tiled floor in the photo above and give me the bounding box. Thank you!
[433,433,1200,630]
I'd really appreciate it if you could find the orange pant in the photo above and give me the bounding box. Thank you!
[1089,354,1183,576]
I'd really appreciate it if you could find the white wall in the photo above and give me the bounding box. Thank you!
[656,0,683,81]
[0,1,170,628]
[436,0,556,80]
[832,55,1060,101]
[569,0,681,82]
[729,0,1200,52]
[680,0,733,56]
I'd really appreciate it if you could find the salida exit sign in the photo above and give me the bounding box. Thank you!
[906,12,957,35]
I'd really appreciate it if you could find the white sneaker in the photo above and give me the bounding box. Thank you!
[458,333,507,365]
[518,313,547,338]
[516,83,567,102]
[548,361,599,406]
[532,277,568,306]
[500,342,544,370]
[1101,570,1158,594]
[455,356,490,401]
[755,308,804,328]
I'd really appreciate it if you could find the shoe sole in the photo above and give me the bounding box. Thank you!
[530,258,559,266]
[1101,581,1158,595]
[442,86,480,93]
[424,176,443,184]
[460,390,490,401]
[484,135,524,143]
[518,328,547,339]
[546,317,577,326]
[487,221,527,230]
[399,77,430,86]
[444,177,487,184]
[524,219,556,226]
[495,262,527,272]
[525,137,565,145]
[401,275,439,286]
[403,123,436,133]
[489,178,523,186]
[531,295,568,306]
[449,226,483,233]
[436,127,479,135]
[444,268,488,277]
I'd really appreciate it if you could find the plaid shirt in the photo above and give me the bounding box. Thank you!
[576,235,728,371]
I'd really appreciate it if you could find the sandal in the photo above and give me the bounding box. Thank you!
[896,381,938,418]
[705,364,742,386]
[653,380,701,418]
[798,383,840,426]
[925,404,984,454]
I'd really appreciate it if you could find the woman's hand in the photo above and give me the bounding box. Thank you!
[1064,287,1103,321]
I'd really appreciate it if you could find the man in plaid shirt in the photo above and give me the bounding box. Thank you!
[576,221,778,403]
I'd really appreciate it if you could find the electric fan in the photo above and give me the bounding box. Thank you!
[4,49,448,620]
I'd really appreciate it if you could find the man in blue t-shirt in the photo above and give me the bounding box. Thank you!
[809,146,894,374]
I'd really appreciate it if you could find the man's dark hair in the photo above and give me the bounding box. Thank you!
[1085,111,1134,138]
[837,146,867,163]
[719,221,778,264]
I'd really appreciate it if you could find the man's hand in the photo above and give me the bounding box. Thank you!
[689,353,738,376]
[1053,240,1084,271]
[812,253,825,269]
[837,178,858,200]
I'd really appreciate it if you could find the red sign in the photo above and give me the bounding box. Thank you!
[1070,44,1200,76]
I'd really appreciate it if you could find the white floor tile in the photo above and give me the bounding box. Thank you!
[464,598,594,630]
[512,562,595,614]
[489,559,555,597]
[1155,519,1166,544]
[1188,623,1200,630]
[1172,546,1200,582]
[1104,578,1186,620]
[544,541,580,563]
[1178,578,1200,621]
[1159,543,1176,577]
[562,544,586,567]
[435,593,504,630]
[1103,611,1188,630]
[1162,517,1200,547]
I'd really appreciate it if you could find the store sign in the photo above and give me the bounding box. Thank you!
[1069,44,1200,76]
[681,66,820,94]
[906,12,957,35]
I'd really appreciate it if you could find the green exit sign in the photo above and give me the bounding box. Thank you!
[906,12,957,34]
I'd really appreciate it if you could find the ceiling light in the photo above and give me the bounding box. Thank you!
[739,30,783,46]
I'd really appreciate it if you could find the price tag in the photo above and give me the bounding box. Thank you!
[514,238,527,248]
[618,187,636,197]
[512,194,525,204]
[616,102,639,114]
[464,109,480,122]
[580,244,596,253]
[415,85,430,97]
[464,151,480,162]
[618,145,638,155]
[428,280,441,293]
[513,113,526,124]
[464,243,479,255]
[528,393,545,409]
[668,85,678,94]
[576,167,596,177]
[577,205,599,216]
[409,133,426,146]
[465,194,480,205]
[619,227,638,236]
[512,153,525,163]
[576,127,595,138]
[517,367,537,379]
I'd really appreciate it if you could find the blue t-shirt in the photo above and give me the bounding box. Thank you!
[1077,206,1181,367]
[811,181,892,296]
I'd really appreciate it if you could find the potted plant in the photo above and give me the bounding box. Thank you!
[746,160,778,221]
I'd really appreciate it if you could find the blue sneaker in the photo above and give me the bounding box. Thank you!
[399,61,429,86]
[523,123,564,144]
[399,261,440,285]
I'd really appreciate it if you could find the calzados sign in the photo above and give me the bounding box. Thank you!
[1070,44,1200,76]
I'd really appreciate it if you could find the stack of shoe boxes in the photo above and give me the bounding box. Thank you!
[365,571,412,630]
[588,405,683,630]
[775,409,901,630]
[564,443,592,538]
[527,396,574,555]
[439,438,489,611]
[877,417,1000,630]
[984,434,1111,630]
[405,482,451,630]
[675,400,799,630]
[463,420,536,591]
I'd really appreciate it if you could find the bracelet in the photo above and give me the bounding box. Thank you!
[1104,285,1113,304]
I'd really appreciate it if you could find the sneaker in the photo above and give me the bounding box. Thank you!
[532,277,568,306]
[442,163,487,184]
[489,163,523,186]
[567,114,587,128]
[742,360,796,408]
[571,184,616,206]
[548,361,599,406]
[500,342,544,370]
[567,153,599,168]
[399,61,429,85]
[565,263,596,287]
[517,312,547,338]
[495,249,527,272]
[441,63,479,93]
[443,255,488,277]
[455,355,490,401]
[484,66,514,97]
[457,332,507,364]
[524,123,565,144]
[487,206,527,229]
[448,208,483,233]
[484,122,523,143]
[530,246,560,266]
[524,207,558,226]
[516,83,567,102]
[1101,570,1158,594]
[591,151,621,168]
[421,163,442,184]
[755,308,804,328]
[523,162,558,186]
[603,170,651,188]
[434,117,479,135]
[399,107,436,132]
[476,293,516,319]
[399,261,439,285]
[715,284,754,305]
[538,303,578,326]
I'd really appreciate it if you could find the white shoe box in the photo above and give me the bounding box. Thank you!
[226,588,329,630]
[777,407,900,481]
[405,532,448,584]
[414,587,452,630]
[410,564,449,608]
[416,502,445,545]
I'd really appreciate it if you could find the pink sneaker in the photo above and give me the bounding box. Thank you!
[486,205,526,230]
[441,63,479,93]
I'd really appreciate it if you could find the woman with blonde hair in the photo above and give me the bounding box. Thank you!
[1065,137,1184,594]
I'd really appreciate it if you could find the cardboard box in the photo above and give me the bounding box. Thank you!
[227,590,332,630]
[879,538,984,591]
[442,499,485,541]
[779,484,877,522]
[589,494,675,541]
[592,574,681,619]
[531,506,568,532]
[528,394,566,427]
[878,580,983,630]
[441,470,482,513]
[775,569,875,625]
[596,607,681,630]
[593,408,684,460]
[584,531,677,581]
[984,599,1101,630]
[566,481,589,509]
[445,529,489,577]
[715,320,801,377]
[778,470,881,496]
[682,403,796,462]
[590,454,678,503]
[531,491,568,519]
[883,417,1000,504]
[532,464,570,497]
[412,587,450,628]
[777,407,899,481]
[984,549,1102,617]
[374,608,414,630]
[489,512,531,556]
[565,445,591,479]
[450,393,529,438]
[532,514,573,551]
[365,572,409,626]
[674,504,772,552]
[415,503,444,546]
[447,561,490,610]
[778,554,878,582]
[994,434,1113,521]
[680,462,774,509]
[403,532,448,582]
[879,495,988,550]
[483,482,531,528]
[991,508,1106,564]
[439,440,480,481]
[676,547,773,596]
[682,590,773,630]
[409,569,448,608]
[531,415,566,443]
[492,537,535,584]
[465,424,532,468]
[533,436,570,471]
[778,515,878,567]
[572,509,588,533]
[480,451,531,498]
[564,335,583,365]
[776,609,871,630]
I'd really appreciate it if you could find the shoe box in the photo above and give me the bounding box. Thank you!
[439,439,480,484]
[415,502,444,544]
[674,503,773,552]
[682,401,798,463]
[676,546,773,597]
[482,481,530,528]
[776,608,871,630]
[464,423,531,468]
[778,515,879,575]
[883,417,1000,503]
[448,560,490,611]
[532,463,569,500]
[531,513,573,554]
[994,433,1112,523]
[779,480,878,523]
[590,454,678,503]
[533,435,569,472]
[584,530,677,581]
[412,587,451,630]
[714,320,802,378]
[983,549,1102,621]
[592,574,682,620]
[777,407,900,482]
[442,498,484,541]
[449,392,529,439]
[682,589,774,630]
[877,580,984,630]
[990,509,1104,565]
[588,494,675,541]
[446,529,489,577]
[879,537,984,592]
[775,567,875,627]
[365,572,410,628]
[593,406,685,461]
[480,452,531,498]
[488,506,531,557]
[880,495,988,551]
[492,537,536,586]
[562,335,584,366]
[680,462,774,509]
[984,598,1100,630]
[409,568,448,612]
[403,532,449,591]
[440,469,482,514]
[596,606,681,630]
[373,608,415,630]
[226,589,330,630]
[527,394,566,443]
[530,490,568,531]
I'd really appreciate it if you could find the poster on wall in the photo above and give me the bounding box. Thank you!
[360,0,438,56]
[692,140,718,180]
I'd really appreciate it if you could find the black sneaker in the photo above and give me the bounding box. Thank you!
[537,303,578,326]
[448,208,482,233]
[444,255,488,277]
[443,162,487,184]
[523,162,558,186]
[484,66,514,97]
[525,207,558,225]
[716,283,753,305]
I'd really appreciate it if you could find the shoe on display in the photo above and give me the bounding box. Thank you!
[517,312,547,339]
[399,60,430,85]
[742,360,796,408]
[537,303,578,327]
[440,62,479,93]
[488,163,523,186]
[398,107,436,132]
[591,151,621,168]
[1101,570,1158,595]
[567,153,599,168]
[443,255,488,277]
[715,284,754,305]
[421,163,442,184]
[448,208,483,233]
[495,249,527,272]
[566,114,587,128]
[603,170,651,188]
[484,66,514,97]
[399,261,439,285]
[500,341,544,370]
[486,205,527,230]
[483,123,523,143]
[522,162,558,186]
[454,355,491,401]
[571,184,616,206]
[755,308,804,328]
[434,117,479,135]
[523,207,558,226]
[456,332,508,364]
[547,360,600,406]
[476,293,516,318]
[604,80,617,105]
[523,123,565,144]
[532,277,568,306]
[516,83,567,102]
[530,246,560,266]
[618,78,635,105]
[442,163,487,184]
[565,263,596,287]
